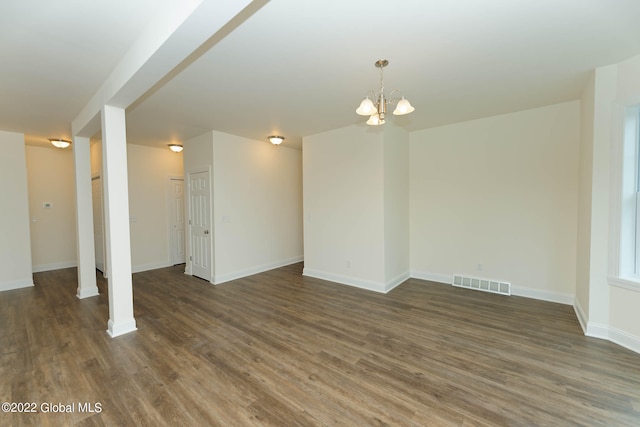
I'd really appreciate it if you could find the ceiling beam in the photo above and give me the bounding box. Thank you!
[72,0,268,138]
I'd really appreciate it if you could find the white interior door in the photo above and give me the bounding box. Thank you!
[91,176,106,275]
[169,178,186,265]
[189,171,211,281]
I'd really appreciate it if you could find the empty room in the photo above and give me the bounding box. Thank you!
[1,0,640,425]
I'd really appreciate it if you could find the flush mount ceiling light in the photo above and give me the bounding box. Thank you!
[49,138,71,149]
[269,135,284,146]
[356,59,415,126]
[168,144,183,153]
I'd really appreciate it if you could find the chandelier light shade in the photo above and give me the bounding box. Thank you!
[168,144,183,153]
[269,135,284,145]
[49,138,71,149]
[393,97,415,115]
[355,97,377,116]
[356,59,415,126]
[366,114,385,126]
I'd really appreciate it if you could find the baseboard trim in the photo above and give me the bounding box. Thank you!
[386,272,410,292]
[0,278,35,292]
[410,270,450,284]
[609,327,640,354]
[302,268,387,293]
[511,286,574,305]
[32,261,77,273]
[214,256,303,285]
[77,286,100,299]
[585,322,611,340]
[132,261,172,274]
[410,270,573,305]
[107,318,137,338]
[573,298,588,334]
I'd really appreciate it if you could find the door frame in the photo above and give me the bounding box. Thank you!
[185,167,214,281]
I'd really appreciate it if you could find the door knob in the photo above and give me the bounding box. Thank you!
[204,230,209,235]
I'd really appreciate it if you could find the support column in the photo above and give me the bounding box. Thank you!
[101,105,137,337]
[73,136,99,298]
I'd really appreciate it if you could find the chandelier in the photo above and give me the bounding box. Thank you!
[356,59,415,126]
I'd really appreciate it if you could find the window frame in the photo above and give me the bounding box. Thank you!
[618,106,640,281]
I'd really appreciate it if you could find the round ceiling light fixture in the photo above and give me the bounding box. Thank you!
[268,136,284,146]
[49,138,71,149]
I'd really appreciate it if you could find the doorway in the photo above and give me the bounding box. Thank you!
[188,170,212,281]
[91,175,106,275]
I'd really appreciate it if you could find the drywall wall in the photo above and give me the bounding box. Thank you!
[575,72,595,321]
[303,125,387,290]
[126,144,184,272]
[211,131,303,283]
[383,124,410,288]
[90,141,184,273]
[0,130,33,291]
[608,54,640,348]
[410,101,580,303]
[25,146,77,272]
[589,53,640,353]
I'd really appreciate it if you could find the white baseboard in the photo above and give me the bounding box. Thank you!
[410,270,573,305]
[586,322,612,340]
[385,272,410,292]
[214,256,303,285]
[583,321,640,354]
[573,298,588,334]
[77,286,99,299]
[511,285,574,305]
[0,278,34,292]
[132,260,172,274]
[302,268,387,293]
[107,318,137,338]
[410,270,450,284]
[32,261,77,273]
[609,327,640,354]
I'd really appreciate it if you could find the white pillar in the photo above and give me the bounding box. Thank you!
[73,136,99,299]
[101,105,137,337]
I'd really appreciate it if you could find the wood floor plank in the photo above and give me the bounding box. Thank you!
[1,263,639,426]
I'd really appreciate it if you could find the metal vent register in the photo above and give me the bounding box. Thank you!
[452,274,511,296]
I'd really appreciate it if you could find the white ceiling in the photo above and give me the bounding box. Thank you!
[4,0,640,150]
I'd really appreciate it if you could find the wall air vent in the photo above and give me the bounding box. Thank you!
[452,274,511,296]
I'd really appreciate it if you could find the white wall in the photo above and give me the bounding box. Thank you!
[383,125,410,287]
[576,53,640,352]
[91,141,184,273]
[126,144,184,272]
[410,101,580,303]
[303,126,386,290]
[25,146,77,272]
[575,72,595,319]
[0,130,33,291]
[212,131,303,283]
[608,54,640,343]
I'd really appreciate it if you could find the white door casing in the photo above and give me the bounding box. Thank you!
[169,177,186,265]
[189,170,212,281]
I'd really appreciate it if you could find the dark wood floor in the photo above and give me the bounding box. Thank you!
[1,263,639,426]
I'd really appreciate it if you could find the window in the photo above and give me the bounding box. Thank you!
[619,107,640,280]
[635,111,640,276]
